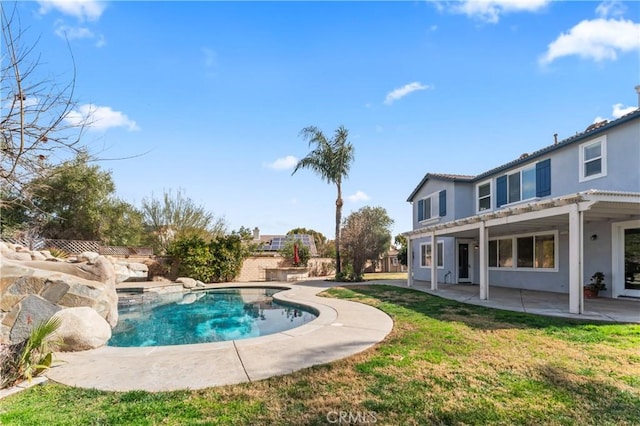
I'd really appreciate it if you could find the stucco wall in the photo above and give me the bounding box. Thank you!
[237,256,335,282]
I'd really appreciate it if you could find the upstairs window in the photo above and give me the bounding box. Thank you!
[579,136,607,182]
[477,181,491,212]
[417,197,432,221]
[417,190,447,222]
[496,159,551,208]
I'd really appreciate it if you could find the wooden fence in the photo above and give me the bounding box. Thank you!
[0,237,152,256]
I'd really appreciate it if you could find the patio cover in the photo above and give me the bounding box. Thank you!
[404,190,640,314]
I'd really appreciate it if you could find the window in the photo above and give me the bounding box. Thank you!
[507,165,536,204]
[420,241,444,268]
[489,232,557,270]
[417,197,432,222]
[496,159,551,208]
[392,257,398,266]
[477,181,491,212]
[418,190,447,222]
[579,136,607,182]
[499,239,513,267]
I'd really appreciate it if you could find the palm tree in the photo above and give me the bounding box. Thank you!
[292,125,355,275]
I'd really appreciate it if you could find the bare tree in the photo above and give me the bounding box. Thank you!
[141,188,228,254]
[1,4,86,211]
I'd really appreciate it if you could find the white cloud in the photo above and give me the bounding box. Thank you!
[449,0,551,24]
[384,82,430,105]
[540,18,640,65]
[265,155,298,170]
[593,102,637,124]
[612,103,636,118]
[347,191,370,203]
[54,24,94,40]
[37,0,107,22]
[596,0,626,19]
[64,104,139,131]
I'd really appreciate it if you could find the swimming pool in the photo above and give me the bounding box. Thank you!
[108,287,317,347]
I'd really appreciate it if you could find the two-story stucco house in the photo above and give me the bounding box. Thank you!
[405,106,640,315]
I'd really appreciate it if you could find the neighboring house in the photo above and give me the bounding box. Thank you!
[364,248,407,273]
[404,106,640,315]
[251,228,319,257]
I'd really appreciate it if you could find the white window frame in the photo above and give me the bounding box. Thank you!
[488,230,558,272]
[579,135,607,182]
[504,164,537,206]
[420,241,444,269]
[476,179,492,213]
[418,191,440,224]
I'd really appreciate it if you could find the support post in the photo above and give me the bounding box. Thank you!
[479,221,488,300]
[431,232,437,290]
[407,236,413,287]
[568,204,583,314]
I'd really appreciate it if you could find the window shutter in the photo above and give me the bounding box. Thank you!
[496,175,507,207]
[536,159,551,197]
[417,199,424,221]
[439,190,447,217]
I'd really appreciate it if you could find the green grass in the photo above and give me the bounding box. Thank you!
[2,285,639,425]
[362,272,407,281]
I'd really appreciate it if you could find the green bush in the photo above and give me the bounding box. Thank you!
[167,233,253,283]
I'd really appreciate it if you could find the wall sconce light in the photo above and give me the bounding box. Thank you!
[474,244,479,250]
[590,234,598,241]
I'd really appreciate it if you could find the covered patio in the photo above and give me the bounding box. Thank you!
[401,281,640,323]
[405,190,640,315]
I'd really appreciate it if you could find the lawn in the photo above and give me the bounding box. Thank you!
[1,285,639,425]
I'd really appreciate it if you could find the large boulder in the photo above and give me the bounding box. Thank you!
[176,277,197,289]
[7,295,61,342]
[53,307,112,351]
[112,261,149,283]
[0,256,118,344]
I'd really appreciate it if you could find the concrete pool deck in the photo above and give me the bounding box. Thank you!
[45,280,394,392]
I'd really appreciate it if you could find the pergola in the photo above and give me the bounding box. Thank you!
[405,190,640,314]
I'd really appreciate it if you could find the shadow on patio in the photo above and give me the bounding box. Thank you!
[369,279,640,324]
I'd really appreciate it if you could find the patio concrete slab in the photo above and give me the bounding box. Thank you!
[384,280,640,323]
[45,281,393,392]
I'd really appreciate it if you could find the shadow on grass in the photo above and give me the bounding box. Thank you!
[536,363,640,422]
[322,284,640,349]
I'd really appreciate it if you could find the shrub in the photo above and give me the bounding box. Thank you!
[167,232,254,283]
[0,316,61,389]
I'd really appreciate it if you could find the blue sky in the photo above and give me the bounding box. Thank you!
[14,0,640,240]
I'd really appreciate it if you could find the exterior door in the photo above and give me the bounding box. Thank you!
[613,220,640,298]
[458,243,471,283]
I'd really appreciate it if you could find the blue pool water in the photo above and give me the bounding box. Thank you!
[108,288,317,347]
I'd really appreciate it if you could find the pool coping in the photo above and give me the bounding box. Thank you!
[44,281,394,392]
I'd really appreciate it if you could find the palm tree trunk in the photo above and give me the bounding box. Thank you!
[335,183,343,275]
